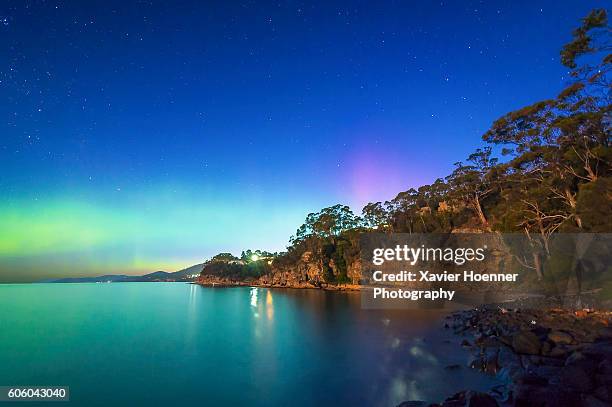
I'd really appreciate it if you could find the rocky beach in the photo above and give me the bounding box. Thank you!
[197,275,361,291]
[398,299,612,407]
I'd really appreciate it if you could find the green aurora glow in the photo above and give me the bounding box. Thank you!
[0,188,319,282]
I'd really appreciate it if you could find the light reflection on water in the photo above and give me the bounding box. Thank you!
[0,283,498,406]
[250,287,258,308]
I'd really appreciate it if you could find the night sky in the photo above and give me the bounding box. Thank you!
[1,0,607,282]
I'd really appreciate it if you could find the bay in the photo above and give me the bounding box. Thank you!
[0,283,498,406]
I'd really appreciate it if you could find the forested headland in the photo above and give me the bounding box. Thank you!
[199,10,611,298]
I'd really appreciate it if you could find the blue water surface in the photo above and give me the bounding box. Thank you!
[0,283,497,406]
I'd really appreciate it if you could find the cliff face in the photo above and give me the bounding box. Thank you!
[198,250,362,290]
[258,251,323,288]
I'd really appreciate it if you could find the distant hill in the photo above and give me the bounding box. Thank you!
[39,263,204,283]
[38,275,132,283]
[169,263,206,280]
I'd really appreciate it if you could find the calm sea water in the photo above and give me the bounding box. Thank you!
[0,283,497,406]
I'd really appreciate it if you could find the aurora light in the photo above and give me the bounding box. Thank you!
[1,0,602,282]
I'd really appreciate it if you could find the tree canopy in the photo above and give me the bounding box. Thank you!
[203,9,611,286]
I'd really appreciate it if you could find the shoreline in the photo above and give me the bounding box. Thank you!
[399,304,612,407]
[196,281,612,406]
[194,280,362,291]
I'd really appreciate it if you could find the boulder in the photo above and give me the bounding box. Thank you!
[581,395,609,407]
[547,345,569,358]
[534,365,562,385]
[534,356,564,367]
[565,351,599,375]
[548,330,574,345]
[439,391,498,407]
[466,392,498,407]
[583,341,612,361]
[560,365,594,392]
[513,384,580,407]
[594,384,612,402]
[599,359,612,375]
[512,330,542,355]
[596,374,612,386]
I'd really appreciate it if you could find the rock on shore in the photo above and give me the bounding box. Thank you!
[397,304,611,407]
[197,249,362,290]
[197,274,360,290]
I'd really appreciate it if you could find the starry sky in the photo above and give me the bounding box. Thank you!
[0,0,608,282]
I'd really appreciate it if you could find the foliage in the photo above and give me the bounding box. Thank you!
[291,204,360,243]
[202,251,272,279]
[202,10,611,286]
[240,249,275,262]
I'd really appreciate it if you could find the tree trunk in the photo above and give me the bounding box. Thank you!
[564,187,583,229]
[533,252,543,280]
[473,196,492,232]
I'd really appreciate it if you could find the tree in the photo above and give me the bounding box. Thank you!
[560,9,610,73]
[361,202,390,230]
[482,9,611,283]
[210,253,239,262]
[292,204,360,242]
[483,9,610,232]
[446,147,498,231]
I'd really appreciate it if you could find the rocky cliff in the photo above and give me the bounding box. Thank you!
[198,249,362,290]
